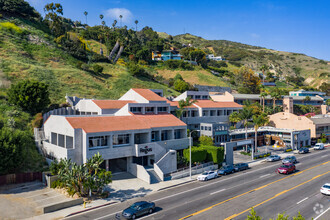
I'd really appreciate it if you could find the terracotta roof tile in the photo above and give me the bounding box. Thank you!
[194,100,242,108]
[66,114,186,133]
[132,88,165,101]
[167,100,198,108]
[92,100,136,109]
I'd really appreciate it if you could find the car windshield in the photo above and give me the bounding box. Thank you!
[202,172,209,175]
[130,203,140,210]
[280,165,289,168]
[284,157,291,160]
[323,185,330,189]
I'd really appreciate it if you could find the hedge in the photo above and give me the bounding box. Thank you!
[183,145,224,165]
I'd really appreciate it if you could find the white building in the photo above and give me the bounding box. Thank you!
[206,54,224,61]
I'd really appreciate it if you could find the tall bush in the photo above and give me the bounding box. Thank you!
[183,147,207,164]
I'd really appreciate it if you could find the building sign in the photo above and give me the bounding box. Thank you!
[140,146,152,154]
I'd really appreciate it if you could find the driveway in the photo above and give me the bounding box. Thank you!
[0,181,76,219]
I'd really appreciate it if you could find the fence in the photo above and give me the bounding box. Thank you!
[167,162,217,180]
[0,172,42,186]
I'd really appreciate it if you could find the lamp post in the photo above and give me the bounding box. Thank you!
[189,130,198,179]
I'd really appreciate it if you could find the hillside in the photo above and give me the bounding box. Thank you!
[171,33,330,88]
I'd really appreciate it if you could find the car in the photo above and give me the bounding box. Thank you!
[266,155,281,162]
[314,143,325,150]
[117,201,155,219]
[298,147,309,154]
[282,156,297,164]
[276,163,296,174]
[234,163,249,172]
[217,165,235,175]
[197,171,217,181]
[320,183,330,195]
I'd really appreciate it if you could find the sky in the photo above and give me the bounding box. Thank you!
[27,0,330,61]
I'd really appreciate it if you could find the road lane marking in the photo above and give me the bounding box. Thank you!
[259,174,271,178]
[210,189,226,195]
[94,212,118,220]
[224,170,330,220]
[314,206,330,220]
[179,161,330,220]
[296,197,308,204]
[321,155,327,158]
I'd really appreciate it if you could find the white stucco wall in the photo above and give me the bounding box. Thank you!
[75,99,101,114]
[119,89,149,103]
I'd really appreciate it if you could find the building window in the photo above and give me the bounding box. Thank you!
[203,110,208,116]
[161,131,168,141]
[89,136,108,148]
[195,95,201,99]
[66,136,73,149]
[201,126,204,130]
[174,129,181,139]
[130,107,142,113]
[113,134,129,146]
[208,127,211,131]
[182,111,187,117]
[58,134,65,147]
[210,110,216,116]
[157,107,167,112]
[145,107,154,113]
[151,131,157,142]
[202,95,208,99]
[191,111,198,117]
[51,132,57,145]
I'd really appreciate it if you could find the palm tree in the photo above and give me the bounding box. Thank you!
[99,14,104,21]
[84,11,88,25]
[270,89,281,111]
[252,113,269,160]
[260,64,268,85]
[260,92,268,113]
[135,20,139,31]
[229,111,241,129]
[102,20,106,26]
[112,20,117,29]
[303,96,311,105]
[119,15,123,27]
[175,97,197,118]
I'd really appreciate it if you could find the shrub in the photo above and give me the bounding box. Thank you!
[164,60,193,70]
[173,79,189,93]
[199,136,213,146]
[183,147,207,164]
[285,149,293,152]
[80,63,90,71]
[50,179,64,188]
[31,113,43,128]
[93,64,103,74]
[0,22,23,35]
[127,63,150,77]
[202,145,224,165]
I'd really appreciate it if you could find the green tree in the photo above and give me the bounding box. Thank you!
[119,14,123,27]
[175,97,196,118]
[135,20,139,31]
[199,136,214,146]
[0,0,41,19]
[7,80,50,115]
[319,82,330,96]
[136,48,150,61]
[234,66,261,94]
[259,64,269,85]
[174,79,189,93]
[84,11,88,24]
[270,88,282,111]
[44,3,64,36]
[246,208,262,220]
[303,96,311,105]
[229,111,241,129]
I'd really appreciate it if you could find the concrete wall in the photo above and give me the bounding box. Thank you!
[269,112,316,137]
[75,99,101,114]
[128,163,150,183]
[41,198,84,214]
[119,89,149,103]
[156,150,177,174]
[154,163,164,181]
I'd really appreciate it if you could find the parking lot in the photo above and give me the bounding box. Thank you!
[0,181,76,219]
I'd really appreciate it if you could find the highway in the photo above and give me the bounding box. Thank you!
[65,149,330,220]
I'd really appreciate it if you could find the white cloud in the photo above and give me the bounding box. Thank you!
[105,8,133,24]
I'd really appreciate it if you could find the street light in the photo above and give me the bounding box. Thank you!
[189,130,199,179]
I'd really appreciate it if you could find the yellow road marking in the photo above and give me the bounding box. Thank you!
[224,170,330,220]
[178,161,329,220]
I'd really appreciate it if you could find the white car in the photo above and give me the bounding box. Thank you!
[314,143,325,150]
[266,155,281,162]
[320,183,330,195]
[197,171,217,181]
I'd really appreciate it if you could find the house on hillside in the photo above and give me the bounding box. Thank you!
[152,49,183,61]
[206,54,224,61]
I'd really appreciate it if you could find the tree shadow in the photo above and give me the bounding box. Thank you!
[106,187,153,202]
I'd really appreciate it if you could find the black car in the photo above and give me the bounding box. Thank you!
[234,163,249,172]
[117,201,155,219]
[298,147,309,154]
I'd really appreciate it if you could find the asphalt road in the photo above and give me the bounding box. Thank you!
[65,149,330,220]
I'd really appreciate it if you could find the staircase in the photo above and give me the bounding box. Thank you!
[147,169,162,184]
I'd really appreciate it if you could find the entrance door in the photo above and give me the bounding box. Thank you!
[143,156,148,166]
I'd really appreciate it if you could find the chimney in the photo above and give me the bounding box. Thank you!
[321,105,328,115]
[283,96,293,114]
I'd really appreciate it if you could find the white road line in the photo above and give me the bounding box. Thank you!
[94,212,118,220]
[210,189,226,195]
[296,197,308,204]
[139,212,159,219]
[314,206,330,220]
[259,174,271,178]
[321,155,327,158]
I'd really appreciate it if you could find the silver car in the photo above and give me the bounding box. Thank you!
[282,156,297,164]
[266,155,281,162]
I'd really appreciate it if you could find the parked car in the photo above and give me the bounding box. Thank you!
[217,165,235,175]
[234,163,249,172]
[320,183,330,195]
[117,201,155,219]
[314,143,325,150]
[298,147,309,154]
[266,155,281,162]
[276,163,296,174]
[197,171,217,181]
[282,156,297,164]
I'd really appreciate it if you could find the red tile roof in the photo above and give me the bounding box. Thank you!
[65,114,186,133]
[167,101,198,108]
[132,88,166,101]
[193,100,242,108]
[92,100,136,109]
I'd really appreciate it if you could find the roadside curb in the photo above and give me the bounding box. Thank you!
[157,179,196,191]
[65,201,118,217]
